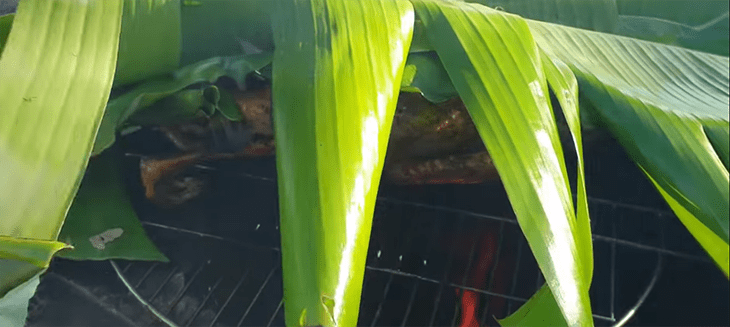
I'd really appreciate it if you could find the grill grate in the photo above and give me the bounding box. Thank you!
[110,156,710,327]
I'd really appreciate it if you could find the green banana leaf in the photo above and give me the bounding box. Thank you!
[645,170,729,276]
[114,0,181,86]
[0,272,42,327]
[0,0,122,264]
[411,1,592,325]
[2,0,727,326]
[704,122,730,170]
[0,0,122,238]
[469,0,729,56]
[498,285,566,327]
[614,13,729,56]
[468,0,618,33]
[92,52,272,155]
[57,148,168,262]
[0,13,12,54]
[401,51,458,103]
[616,0,729,26]
[0,242,69,298]
[179,0,273,66]
[0,0,122,307]
[496,50,592,327]
[617,0,730,56]
[465,0,730,283]
[123,86,219,126]
[527,19,730,274]
[123,85,246,127]
[0,1,183,87]
[541,52,591,273]
[270,0,413,325]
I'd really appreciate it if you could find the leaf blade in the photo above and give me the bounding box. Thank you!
[57,149,168,262]
[529,19,730,249]
[0,271,42,326]
[0,0,123,240]
[114,0,181,86]
[92,53,272,155]
[0,0,123,300]
[644,168,729,277]
[411,1,593,325]
[271,0,414,325]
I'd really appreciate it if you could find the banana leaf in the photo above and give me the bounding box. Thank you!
[124,85,245,126]
[179,0,273,66]
[0,0,122,250]
[1,0,727,326]
[616,0,728,26]
[704,123,729,170]
[401,51,458,103]
[496,50,592,327]
[92,52,272,155]
[498,285,566,327]
[0,1,182,87]
[464,0,730,283]
[469,0,729,56]
[0,0,122,315]
[113,0,181,86]
[56,148,168,262]
[527,20,730,275]
[614,13,729,56]
[0,13,12,54]
[411,1,592,325]
[645,170,730,275]
[0,272,42,327]
[270,0,413,325]
[468,0,618,33]
[123,86,219,126]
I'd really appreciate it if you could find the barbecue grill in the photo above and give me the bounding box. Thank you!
[26,136,727,327]
[5,1,726,325]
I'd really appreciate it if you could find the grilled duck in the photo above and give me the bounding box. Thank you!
[138,86,511,206]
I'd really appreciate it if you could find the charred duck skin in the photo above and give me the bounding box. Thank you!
[140,87,498,206]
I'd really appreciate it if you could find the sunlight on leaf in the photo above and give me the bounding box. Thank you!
[529,18,730,264]
[0,0,122,240]
[271,0,413,325]
[0,0,122,301]
[411,0,592,325]
[644,170,729,277]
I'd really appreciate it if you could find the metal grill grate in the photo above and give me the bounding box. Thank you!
[110,155,711,327]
